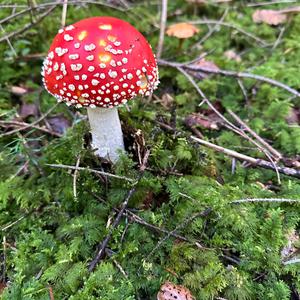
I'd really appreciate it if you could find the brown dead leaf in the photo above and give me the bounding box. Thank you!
[47,114,71,134]
[166,23,199,39]
[18,103,39,120]
[190,58,220,80]
[197,58,219,71]
[185,113,220,130]
[252,9,287,25]
[157,282,195,300]
[224,50,241,62]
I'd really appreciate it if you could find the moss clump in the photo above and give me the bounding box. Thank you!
[0,1,300,299]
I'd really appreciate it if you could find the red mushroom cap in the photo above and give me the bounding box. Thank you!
[42,17,159,108]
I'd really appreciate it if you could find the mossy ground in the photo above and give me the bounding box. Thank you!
[0,1,300,299]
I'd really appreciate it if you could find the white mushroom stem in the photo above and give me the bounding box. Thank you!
[87,107,125,162]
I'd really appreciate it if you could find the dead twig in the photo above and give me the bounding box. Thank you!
[1,215,27,231]
[61,0,68,28]
[73,156,81,200]
[0,24,17,57]
[0,4,57,43]
[282,258,300,265]
[112,259,128,278]
[227,109,282,160]
[46,164,135,182]
[156,0,168,58]
[193,8,229,48]
[2,236,6,283]
[190,135,300,179]
[0,0,127,26]
[142,208,212,266]
[27,0,37,24]
[237,79,249,106]
[0,103,59,138]
[155,118,300,179]
[190,19,269,46]
[247,1,297,8]
[158,59,300,98]
[177,66,281,181]
[91,192,206,247]
[166,63,294,184]
[231,198,300,204]
[0,120,62,137]
[88,150,150,272]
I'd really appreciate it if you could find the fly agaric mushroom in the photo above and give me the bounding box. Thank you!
[42,17,159,162]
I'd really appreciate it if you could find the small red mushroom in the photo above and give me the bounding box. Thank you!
[42,16,159,161]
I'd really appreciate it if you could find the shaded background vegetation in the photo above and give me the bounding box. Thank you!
[0,0,300,299]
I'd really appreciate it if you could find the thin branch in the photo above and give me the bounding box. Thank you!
[231,198,300,204]
[2,236,6,283]
[27,0,37,24]
[73,156,80,200]
[190,136,300,179]
[0,0,127,26]
[177,66,283,183]
[156,0,168,58]
[61,0,68,28]
[88,150,150,272]
[1,215,26,231]
[112,259,128,278]
[161,64,293,181]
[247,0,297,7]
[0,4,57,43]
[46,164,135,182]
[190,19,269,46]
[176,66,239,130]
[0,120,62,137]
[227,109,282,160]
[0,24,17,57]
[155,118,300,179]
[158,59,300,98]
[0,7,36,25]
[0,103,59,138]
[282,258,300,265]
[91,192,205,247]
[193,8,229,48]
[142,208,212,264]
[272,25,286,50]
[237,79,249,105]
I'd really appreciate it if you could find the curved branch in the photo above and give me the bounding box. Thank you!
[158,59,300,98]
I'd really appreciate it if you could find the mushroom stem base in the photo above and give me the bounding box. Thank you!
[87,107,125,162]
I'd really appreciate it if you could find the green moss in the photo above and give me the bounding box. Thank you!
[1,1,300,299]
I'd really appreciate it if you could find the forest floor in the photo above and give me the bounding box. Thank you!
[0,0,300,299]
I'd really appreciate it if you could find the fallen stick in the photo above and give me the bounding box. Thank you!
[88,150,150,272]
[190,135,300,179]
